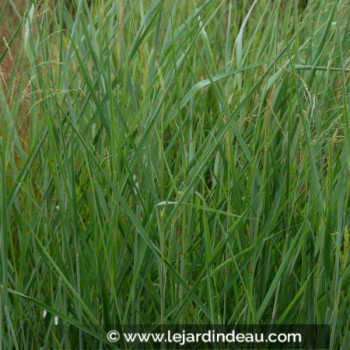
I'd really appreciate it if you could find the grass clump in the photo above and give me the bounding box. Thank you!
[0,0,350,348]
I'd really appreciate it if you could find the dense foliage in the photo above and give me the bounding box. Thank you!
[0,0,349,348]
